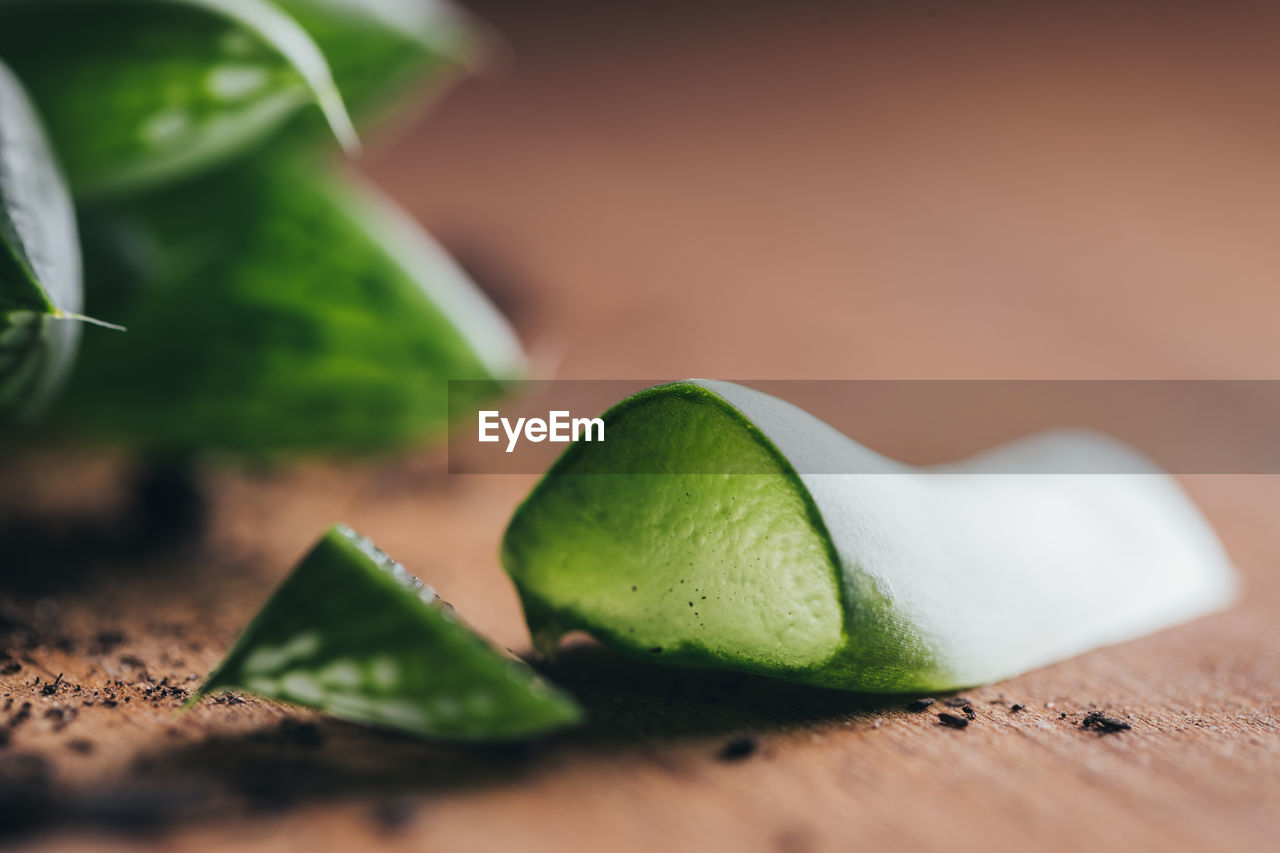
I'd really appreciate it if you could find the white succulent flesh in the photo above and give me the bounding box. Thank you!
[695,380,1237,687]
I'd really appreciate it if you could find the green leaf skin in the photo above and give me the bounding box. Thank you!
[0,60,83,419]
[274,0,476,119]
[502,380,1238,693]
[0,0,355,200]
[55,158,524,455]
[196,525,582,741]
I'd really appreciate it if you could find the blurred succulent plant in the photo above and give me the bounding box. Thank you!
[0,59,83,420]
[0,0,522,454]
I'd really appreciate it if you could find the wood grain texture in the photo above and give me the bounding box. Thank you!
[3,1,1279,850]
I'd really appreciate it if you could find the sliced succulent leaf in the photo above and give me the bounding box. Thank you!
[56,157,525,454]
[502,380,1239,693]
[274,0,476,118]
[0,60,83,418]
[195,524,583,740]
[0,0,356,199]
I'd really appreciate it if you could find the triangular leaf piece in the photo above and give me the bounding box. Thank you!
[197,524,582,740]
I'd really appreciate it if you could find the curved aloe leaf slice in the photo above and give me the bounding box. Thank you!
[0,60,83,419]
[502,380,1238,692]
[275,0,476,118]
[0,0,356,199]
[195,525,582,740]
[56,158,524,454]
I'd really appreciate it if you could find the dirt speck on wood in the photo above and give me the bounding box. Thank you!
[717,736,759,762]
[1081,711,1132,734]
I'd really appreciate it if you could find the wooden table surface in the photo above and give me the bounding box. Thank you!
[3,1,1278,850]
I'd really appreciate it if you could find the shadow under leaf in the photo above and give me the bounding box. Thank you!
[537,641,890,743]
[1,642,895,840]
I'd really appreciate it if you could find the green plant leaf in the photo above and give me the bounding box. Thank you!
[274,0,476,119]
[0,60,83,419]
[56,158,524,454]
[502,380,1238,693]
[0,0,356,200]
[195,524,582,741]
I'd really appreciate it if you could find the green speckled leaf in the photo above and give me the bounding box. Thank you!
[56,157,524,454]
[0,0,355,199]
[196,525,582,741]
[0,60,83,419]
[276,0,476,118]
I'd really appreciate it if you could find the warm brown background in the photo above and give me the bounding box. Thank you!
[3,1,1279,850]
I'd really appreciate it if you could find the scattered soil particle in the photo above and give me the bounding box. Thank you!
[277,720,324,749]
[140,679,189,703]
[1010,704,1025,713]
[42,707,76,732]
[961,705,976,720]
[937,713,970,729]
[8,703,31,728]
[89,630,126,655]
[0,661,19,676]
[942,697,971,708]
[1081,711,1132,733]
[370,796,418,835]
[40,674,63,697]
[717,736,759,762]
[905,698,936,712]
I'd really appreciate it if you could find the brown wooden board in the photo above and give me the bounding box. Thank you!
[3,2,1278,850]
